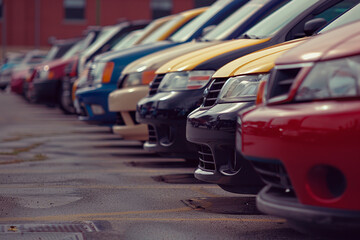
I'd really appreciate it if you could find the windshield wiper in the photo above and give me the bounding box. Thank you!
[240,33,260,39]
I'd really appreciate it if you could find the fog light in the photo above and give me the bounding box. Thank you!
[306,165,346,200]
[91,105,105,115]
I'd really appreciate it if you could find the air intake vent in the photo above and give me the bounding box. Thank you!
[251,160,292,190]
[268,68,300,101]
[197,144,215,171]
[148,125,157,144]
[149,74,165,96]
[116,112,125,125]
[203,78,227,107]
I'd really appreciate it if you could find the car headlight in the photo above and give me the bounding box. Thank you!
[295,55,360,101]
[91,62,108,86]
[217,74,269,103]
[158,71,215,91]
[122,70,156,88]
[34,65,55,82]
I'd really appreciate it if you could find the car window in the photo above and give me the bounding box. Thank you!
[28,55,45,64]
[170,0,233,42]
[112,30,143,50]
[204,0,276,41]
[45,46,60,61]
[81,25,121,57]
[284,0,358,40]
[315,0,358,22]
[319,2,360,33]
[77,32,96,52]
[242,0,321,39]
[62,39,85,59]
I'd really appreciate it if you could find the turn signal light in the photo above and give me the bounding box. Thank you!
[102,62,115,84]
[256,80,267,105]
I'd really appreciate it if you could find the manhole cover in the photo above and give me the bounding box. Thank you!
[182,197,262,215]
[152,174,209,184]
[0,221,99,233]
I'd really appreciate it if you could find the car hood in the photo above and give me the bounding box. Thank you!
[277,21,360,65]
[156,38,270,74]
[92,41,175,63]
[213,38,308,78]
[122,41,221,75]
[35,56,77,71]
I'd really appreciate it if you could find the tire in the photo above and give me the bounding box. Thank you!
[59,81,75,115]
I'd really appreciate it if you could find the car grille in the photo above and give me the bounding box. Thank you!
[87,65,94,83]
[197,144,215,171]
[202,78,227,107]
[251,160,292,190]
[149,74,165,96]
[267,67,301,102]
[116,112,125,125]
[148,125,157,144]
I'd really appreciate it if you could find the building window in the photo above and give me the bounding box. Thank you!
[0,0,3,20]
[151,0,172,19]
[194,0,216,8]
[64,0,85,20]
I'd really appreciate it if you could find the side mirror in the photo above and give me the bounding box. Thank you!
[304,18,327,36]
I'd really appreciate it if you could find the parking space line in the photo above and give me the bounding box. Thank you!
[0,207,192,222]
[190,186,222,198]
[0,184,218,189]
[0,168,191,174]
[86,217,285,223]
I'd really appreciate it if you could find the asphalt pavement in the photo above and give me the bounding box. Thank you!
[0,91,324,239]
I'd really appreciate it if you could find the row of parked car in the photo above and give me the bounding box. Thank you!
[2,0,360,236]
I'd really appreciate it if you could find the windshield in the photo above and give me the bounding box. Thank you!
[112,30,143,50]
[77,32,96,52]
[45,46,60,61]
[61,39,85,59]
[7,55,24,64]
[319,3,360,33]
[204,0,273,41]
[142,15,184,44]
[243,0,320,39]
[81,25,120,57]
[170,0,232,42]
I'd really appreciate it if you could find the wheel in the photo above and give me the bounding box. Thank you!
[59,81,75,114]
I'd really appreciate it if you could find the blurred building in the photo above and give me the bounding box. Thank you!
[0,0,215,48]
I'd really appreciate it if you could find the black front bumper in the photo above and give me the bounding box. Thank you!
[136,90,204,159]
[187,102,263,193]
[33,79,60,104]
[258,185,360,236]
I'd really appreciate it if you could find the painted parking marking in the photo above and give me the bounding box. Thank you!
[0,184,219,190]
[190,186,222,198]
[0,207,284,223]
[0,168,192,174]
[0,207,193,222]
[84,217,285,223]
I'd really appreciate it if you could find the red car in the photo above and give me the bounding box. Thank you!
[238,20,360,235]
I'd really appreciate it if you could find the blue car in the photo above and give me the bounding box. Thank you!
[74,0,256,125]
